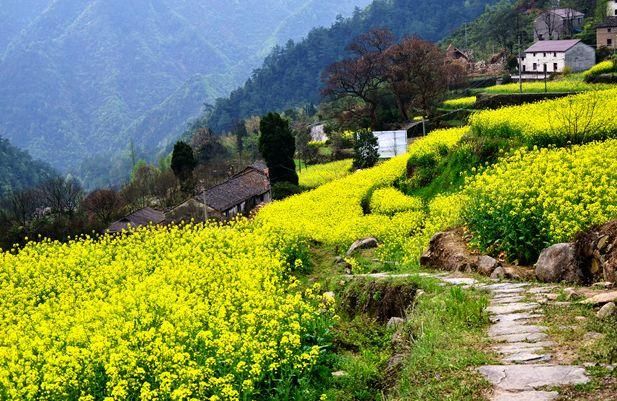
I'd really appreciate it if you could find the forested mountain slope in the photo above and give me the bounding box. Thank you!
[0,0,372,177]
[205,0,500,132]
[0,137,57,198]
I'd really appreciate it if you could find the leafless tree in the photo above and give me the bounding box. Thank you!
[385,37,450,119]
[548,92,600,144]
[39,177,83,216]
[82,189,125,224]
[1,189,40,226]
[322,29,394,129]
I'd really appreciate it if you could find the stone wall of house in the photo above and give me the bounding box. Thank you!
[564,43,596,72]
[597,27,617,49]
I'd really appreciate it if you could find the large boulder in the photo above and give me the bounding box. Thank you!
[346,237,379,256]
[478,255,500,276]
[535,243,582,284]
[420,229,478,272]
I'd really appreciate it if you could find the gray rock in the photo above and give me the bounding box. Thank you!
[478,365,589,391]
[478,255,500,276]
[502,352,552,364]
[334,256,345,264]
[494,341,556,355]
[493,390,559,401]
[597,302,616,320]
[583,332,604,342]
[582,291,617,305]
[563,287,580,301]
[535,243,581,284]
[441,277,477,286]
[491,266,506,279]
[492,296,525,304]
[346,237,378,256]
[387,317,406,328]
[331,370,348,378]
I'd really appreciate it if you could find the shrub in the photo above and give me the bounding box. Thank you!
[353,129,379,170]
[583,60,616,81]
[272,181,303,200]
[463,141,617,263]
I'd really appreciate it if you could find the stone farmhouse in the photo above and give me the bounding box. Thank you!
[597,17,617,49]
[520,40,595,76]
[107,207,166,234]
[534,8,584,41]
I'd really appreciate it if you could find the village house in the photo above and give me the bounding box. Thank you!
[167,163,271,222]
[107,207,166,234]
[534,8,585,41]
[609,0,617,17]
[520,40,595,76]
[597,17,617,49]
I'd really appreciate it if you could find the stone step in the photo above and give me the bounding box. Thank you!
[488,303,540,315]
[491,332,550,343]
[489,323,547,337]
[494,341,556,355]
[502,352,552,364]
[493,390,559,401]
[478,365,589,392]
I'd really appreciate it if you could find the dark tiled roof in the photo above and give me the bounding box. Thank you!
[200,168,270,211]
[597,17,617,28]
[525,39,581,53]
[108,207,165,233]
[251,160,268,172]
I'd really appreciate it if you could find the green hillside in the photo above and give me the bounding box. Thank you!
[0,0,373,177]
[205,0,500,132]
[0,137,57,198]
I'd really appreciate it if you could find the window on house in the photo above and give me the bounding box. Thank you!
[543,52,547,57]
[609,38,614,46]
[523,65,527,72]
[533,63,537,70]
[553,52,557,57]
[609,28,613,33]
[553,63,558,71]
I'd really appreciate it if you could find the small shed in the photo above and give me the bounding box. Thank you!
[107,207,166,234]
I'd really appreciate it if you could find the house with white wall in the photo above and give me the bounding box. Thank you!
[609,0,617,17]
[520,40,595,77]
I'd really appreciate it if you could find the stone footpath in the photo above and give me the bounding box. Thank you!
[353,273,591,400]
[477,281,589,401]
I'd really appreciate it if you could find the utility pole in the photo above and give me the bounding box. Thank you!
[517,13,523,94]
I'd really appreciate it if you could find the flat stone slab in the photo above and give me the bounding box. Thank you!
[581,291,617,305]
[495,341,556,355]
[491,332,549,343]
[488,303,540,315]
[492,296,525,304]
[491,312,542,323]
[478,365,589,391]
[527,287,556,295]
[493,288,528,295]
[502,352,552,364]
[482,283,529,291]
[442,277,478,286]
[489,323,547,337]
[493,390,559,401]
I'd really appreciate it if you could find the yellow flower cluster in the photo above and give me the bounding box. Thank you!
[0,222,331,400]
[463,140,617,262]
[298,159,353,189]
[470,89,617,146]
[408,128,468,161]
[583,60,615,79]
[369,187,423,216]
[483,79,614,94]
[442,96,477,109]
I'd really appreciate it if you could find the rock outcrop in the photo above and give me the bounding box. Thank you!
[574,220,617,284]
[346,237,379,256]
[420,229,479,272]
[535,243,581,284]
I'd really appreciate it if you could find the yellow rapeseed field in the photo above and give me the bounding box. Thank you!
[0,222,332,400]
[463,140,617,262]
[298,159,353,189]
[470,89,617,146]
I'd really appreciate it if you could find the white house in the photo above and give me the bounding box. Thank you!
[609,0,617,17]
[534,8,585,41]
[520,40,595,76]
